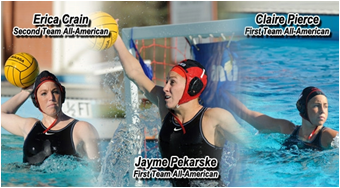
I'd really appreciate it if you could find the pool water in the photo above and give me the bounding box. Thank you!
[1,133,111,186]
[1,37,338,187]
[96,37,339,187]
[230,38,339,187]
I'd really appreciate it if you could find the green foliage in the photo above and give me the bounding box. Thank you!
[100,1,168,28]
[93,100,153,118]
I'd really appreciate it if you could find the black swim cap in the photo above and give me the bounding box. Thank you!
[30,70,66,108]
[296,86,325,121]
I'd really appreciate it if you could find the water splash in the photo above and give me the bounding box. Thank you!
[29,154,92,174]
[98,121,144,186]
[97,67,240,187]
[1,155,98,186]
[331,133,339,148]
[219,142,238,186]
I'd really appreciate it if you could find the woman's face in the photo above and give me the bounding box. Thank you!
[307,95,328,126]
[163,71,186,109]
[36,81,62,116]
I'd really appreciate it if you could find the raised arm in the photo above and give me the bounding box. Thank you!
[225,91,295,134]
[1,87,36,137]
[113,34,168,118]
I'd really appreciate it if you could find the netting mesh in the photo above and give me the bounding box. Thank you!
[133,37,191,86]
[132,35,237,86]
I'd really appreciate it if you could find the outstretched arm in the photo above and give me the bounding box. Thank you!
[113,34,168,118]
[1,87,36,137]
[225,91,295,134]
[113,35,155,93]
[207,107,254,148]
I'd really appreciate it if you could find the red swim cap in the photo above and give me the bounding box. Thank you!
[170,59,207,105]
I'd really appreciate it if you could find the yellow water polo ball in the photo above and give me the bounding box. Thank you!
[88,11,119,50]
[4,52,39,88]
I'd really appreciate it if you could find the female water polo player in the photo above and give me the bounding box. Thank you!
[1,71,100,165]
[226,87,338,151]
[113,33,253,186]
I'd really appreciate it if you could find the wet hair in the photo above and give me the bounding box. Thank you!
[170,59,208,105]
[30,70,65,109]
[296,86,326,121]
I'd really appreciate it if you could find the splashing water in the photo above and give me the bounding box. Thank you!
[97,71,240,186]
[331,133,339,148]
[97,71,168,186]
[1,154,98,186]
[220,142,239,186]
[98,122,144,186]
[30,154,86,173]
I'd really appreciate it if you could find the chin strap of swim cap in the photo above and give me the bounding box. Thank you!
[42,115,58,134]
[169,111,186,134]
[308,126,318,140]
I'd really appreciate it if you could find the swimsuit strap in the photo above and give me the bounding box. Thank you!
[291,126,301,137]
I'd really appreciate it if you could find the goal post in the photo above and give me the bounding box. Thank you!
[121,18,251,40]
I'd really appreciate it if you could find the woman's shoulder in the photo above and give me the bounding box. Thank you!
[203,107,233,121]
[73,120,93,128]
[73,120,99,142]
[23,118,40,136]
[73,120,97,133]
[320,126,338,149]
[321,126,338,138]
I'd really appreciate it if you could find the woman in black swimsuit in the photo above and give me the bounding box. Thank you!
[113,30,253,186]
[226,86,338,150]
[1,70,100,165]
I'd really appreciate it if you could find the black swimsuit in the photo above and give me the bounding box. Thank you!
[281,125,325,151]
[159,107,224,186]
[23,119,78,164]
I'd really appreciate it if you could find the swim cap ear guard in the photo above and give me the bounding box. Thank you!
[296,96,307,120]
[188,77,204,96]
[296,86,325,121]
[171,59,208,105]
[30,70,66,108]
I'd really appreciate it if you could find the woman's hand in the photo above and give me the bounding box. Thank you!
[22,84,34,94]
